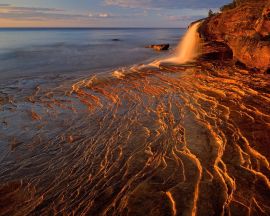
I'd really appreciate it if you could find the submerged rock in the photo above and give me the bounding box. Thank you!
[145,44,170,51]
[199,0,270,72]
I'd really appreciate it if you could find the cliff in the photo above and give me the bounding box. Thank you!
[199,0,270,73]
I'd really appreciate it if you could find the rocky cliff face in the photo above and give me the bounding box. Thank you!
[199,0,270,73]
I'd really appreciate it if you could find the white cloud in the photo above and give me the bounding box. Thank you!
[98,13,110,18]
[105,0,231,9]
[0,4,112,21]
[88,12,110,18]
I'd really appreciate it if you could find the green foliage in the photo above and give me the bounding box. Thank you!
[220,0,257,12]
[208,9,214,17]
[220,1,237,12]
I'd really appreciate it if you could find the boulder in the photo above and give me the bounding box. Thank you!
[145,44,170,51]
[199,0,270,72]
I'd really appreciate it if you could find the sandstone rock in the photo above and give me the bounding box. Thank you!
[255,2,270,38]
[199,41,233,61]
[145,44,170,51]
[199,0,270,72]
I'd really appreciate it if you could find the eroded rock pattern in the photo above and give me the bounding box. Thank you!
[0,60,269,215]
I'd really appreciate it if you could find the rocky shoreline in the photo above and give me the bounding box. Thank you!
[0,1,269,215]
[198,0,270,73]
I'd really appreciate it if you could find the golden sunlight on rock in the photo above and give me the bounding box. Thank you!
[0,0,269,216]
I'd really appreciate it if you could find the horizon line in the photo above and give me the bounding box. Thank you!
[0,26,187,29]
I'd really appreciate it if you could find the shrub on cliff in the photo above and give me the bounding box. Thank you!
[220,1,237,12]
[208,9,214,17]
[220,0,261,12]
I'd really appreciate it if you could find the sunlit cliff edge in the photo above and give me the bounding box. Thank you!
[199,0,270,73]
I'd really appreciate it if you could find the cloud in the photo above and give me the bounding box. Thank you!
[105,0,231,9]
[0,4,112,21]
[0,4,63,13]
[0,1,227,27]
[89,12,111,18]
[99,13,110,18]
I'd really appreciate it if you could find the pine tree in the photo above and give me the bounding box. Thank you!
[208,9,214,17]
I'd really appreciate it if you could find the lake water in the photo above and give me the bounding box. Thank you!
[0,28,184,81]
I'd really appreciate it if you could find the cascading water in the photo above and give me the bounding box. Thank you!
[164,22,201,64]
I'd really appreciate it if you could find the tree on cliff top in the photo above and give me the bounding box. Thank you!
[220,1,236,12]
[220,0,257,12]
[208,9,214,17]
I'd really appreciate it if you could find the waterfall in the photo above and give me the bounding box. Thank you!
[164,22,201,64]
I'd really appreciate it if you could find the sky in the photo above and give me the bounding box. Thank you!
[0,0,231,27]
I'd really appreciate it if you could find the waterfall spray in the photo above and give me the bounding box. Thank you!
[164,22,201,64]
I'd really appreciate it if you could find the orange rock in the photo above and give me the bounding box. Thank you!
[200,0,270,72]
[145,44,170,51]
[256,2,270,38]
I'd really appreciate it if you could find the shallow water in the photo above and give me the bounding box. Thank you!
[0,58,269,215]
[0,28,183,81]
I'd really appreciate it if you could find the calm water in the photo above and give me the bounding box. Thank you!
[0,28,184,80]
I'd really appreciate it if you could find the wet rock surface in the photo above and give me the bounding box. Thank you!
[0,58,269,215]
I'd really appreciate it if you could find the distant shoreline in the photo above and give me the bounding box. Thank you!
[0,27,186,31]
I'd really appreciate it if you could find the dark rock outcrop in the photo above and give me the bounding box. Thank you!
[199,41,233,61]
[199,0,270,72]
[145,44,170,51]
